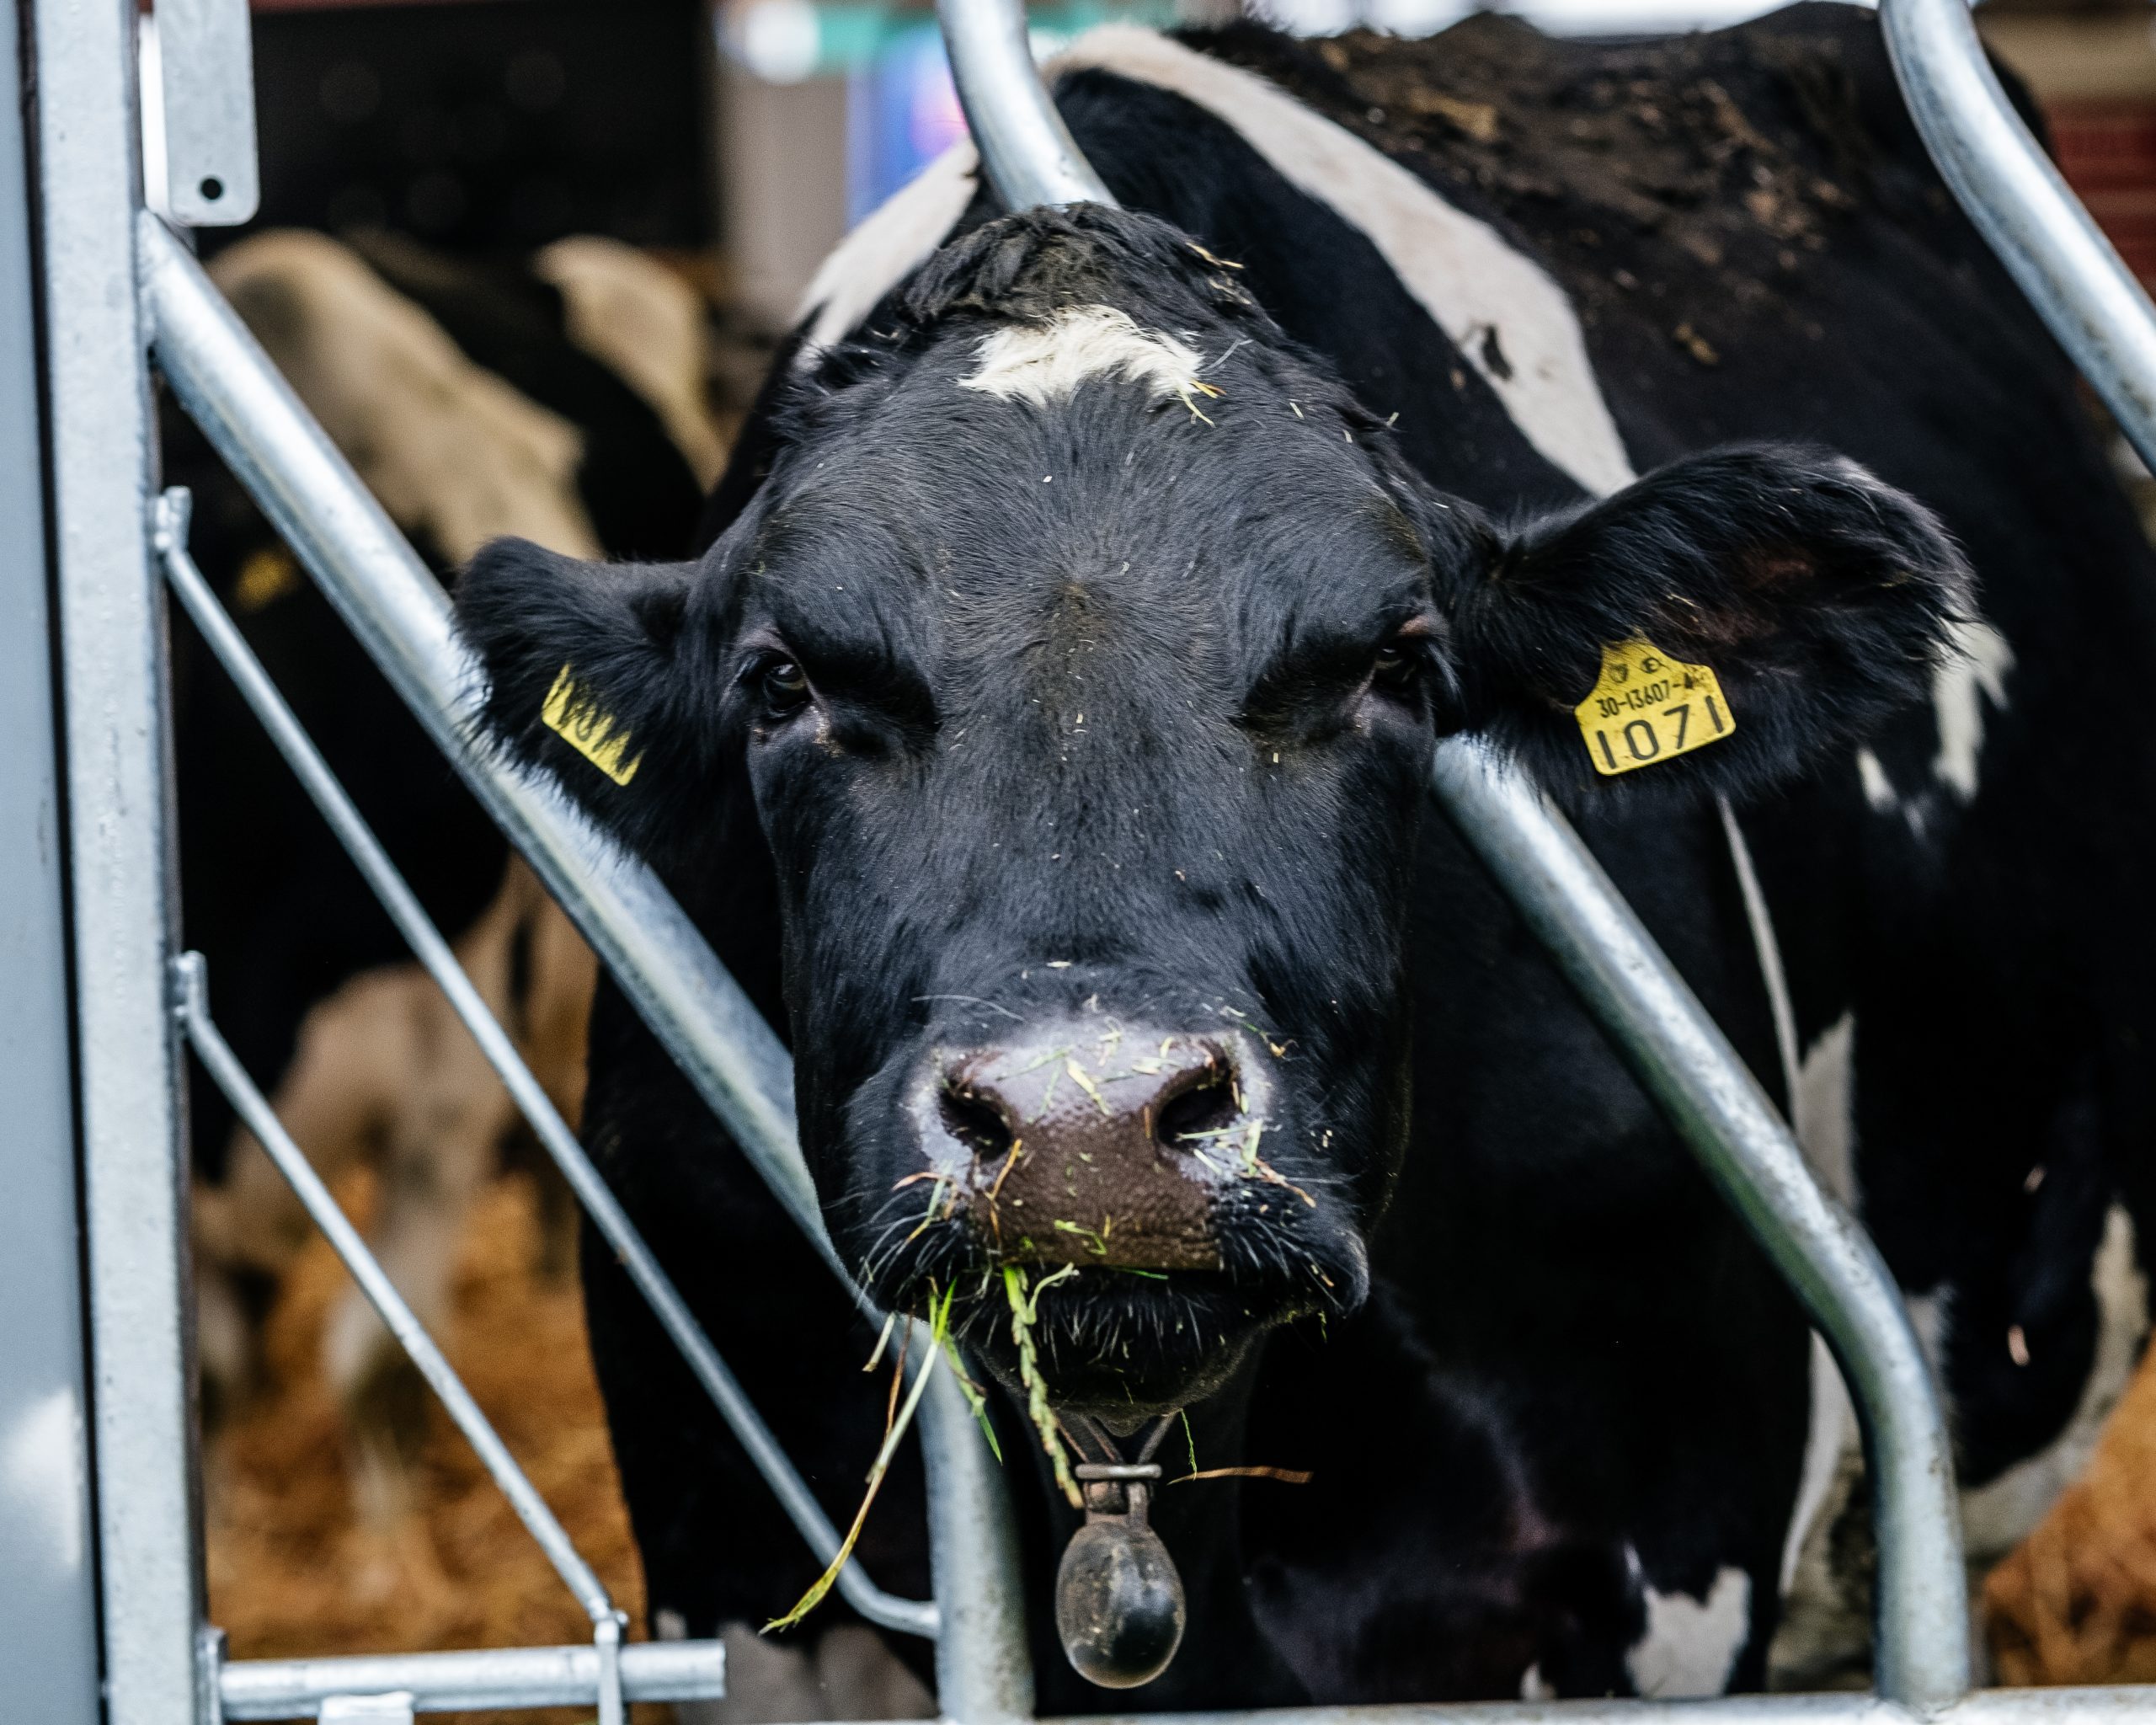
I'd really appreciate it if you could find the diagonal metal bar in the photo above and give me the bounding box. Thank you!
[155,488,937,1642]
[173,953,622,1637]
[141,211,819,1265]
[1881,0,2156,476]
[934,0,1111,211]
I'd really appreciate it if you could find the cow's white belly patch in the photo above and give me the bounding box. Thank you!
[1627,1560,1753,1698]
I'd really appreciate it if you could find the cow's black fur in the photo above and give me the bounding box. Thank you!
[455,4,2156,1709]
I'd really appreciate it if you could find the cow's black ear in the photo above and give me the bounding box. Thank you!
[1440,445,1974,797]
[454,537,716,847]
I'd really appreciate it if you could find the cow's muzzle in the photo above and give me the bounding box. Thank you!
[907,1022,1273,1271]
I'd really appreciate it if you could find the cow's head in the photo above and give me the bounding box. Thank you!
[455,205,1968,1419]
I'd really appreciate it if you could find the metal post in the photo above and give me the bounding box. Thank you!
[141,214,814,1261]
[1881,0,2156,474]
[1430,740,1970,1714]
[925,1370,1035,1725]
[0,0,100,1710]
[933,0,1111,210]
[31,4,206,1722]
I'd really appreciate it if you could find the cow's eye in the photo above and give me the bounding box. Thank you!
[1373,641,1421,692]
[760,659,811,718]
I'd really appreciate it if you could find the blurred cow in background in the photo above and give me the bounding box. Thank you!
[179,226,730,1503]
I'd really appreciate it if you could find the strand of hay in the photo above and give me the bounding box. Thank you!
[1988,1338,2156,1685]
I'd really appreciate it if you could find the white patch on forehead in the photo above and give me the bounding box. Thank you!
[1048,25,1637,498]
[1931,615,2014,802]
[1626,1558,1752,1698]
[958,304,1209,409]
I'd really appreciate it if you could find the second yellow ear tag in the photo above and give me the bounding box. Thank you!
[542,664,643,787]
[1574,638,1734,777]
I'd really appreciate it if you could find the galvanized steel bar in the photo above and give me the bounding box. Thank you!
[175,952,621,1630]
[156,496,935,1641]
[935,0,1113,210]
[236,1679,2156,1725]
[142,210,817,1273]
[925,1369,1036,1725]
[219,1640,728,1720]
[1061,1690,2156,1725]
[0,0,101,1711]
[1881,0,2156,474]
[1429,739,1970,1713]
[140,218,1011,1668]
[31,5,207,1721]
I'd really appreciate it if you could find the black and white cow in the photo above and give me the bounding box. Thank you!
[453,4,2156,1711]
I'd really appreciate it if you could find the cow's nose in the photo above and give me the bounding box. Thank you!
[924,1031,1262,1271]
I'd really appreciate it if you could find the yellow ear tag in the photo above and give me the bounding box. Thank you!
[1574,638,1735,777]
[541,664,643,787]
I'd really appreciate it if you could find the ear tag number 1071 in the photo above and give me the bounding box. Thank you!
[1573,638,1735,777]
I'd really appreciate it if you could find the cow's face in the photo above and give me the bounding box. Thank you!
[456,207,1969,1418]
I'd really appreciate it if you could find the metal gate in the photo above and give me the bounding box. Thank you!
[15,0,2155,1719]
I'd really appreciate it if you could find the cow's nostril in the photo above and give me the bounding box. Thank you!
[941,1086,1014,1161]
[1153,1065,1239,1152]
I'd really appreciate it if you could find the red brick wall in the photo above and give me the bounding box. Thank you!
[2049,100,2156,286]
